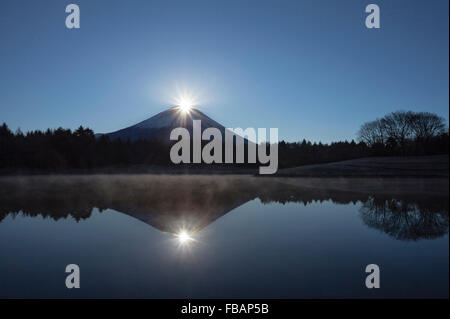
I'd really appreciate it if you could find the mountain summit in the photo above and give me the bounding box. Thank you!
[101,107,227,142]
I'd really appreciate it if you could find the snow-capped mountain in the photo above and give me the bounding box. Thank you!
[99,106,229,142]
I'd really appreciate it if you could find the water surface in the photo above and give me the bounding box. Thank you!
[0,175,448,298]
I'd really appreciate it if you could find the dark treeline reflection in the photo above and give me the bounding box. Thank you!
[0,176,447,241]
[360,197,449,241]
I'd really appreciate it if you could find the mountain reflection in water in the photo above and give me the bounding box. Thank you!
[0,175,448,241]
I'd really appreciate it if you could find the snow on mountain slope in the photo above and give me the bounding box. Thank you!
[100,106,239,143]
[132,107,225,130]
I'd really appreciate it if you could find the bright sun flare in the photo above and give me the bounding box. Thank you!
[176,95,195,113]
[177,231,192,244]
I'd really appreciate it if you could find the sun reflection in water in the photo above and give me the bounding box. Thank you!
[170,225,202,254]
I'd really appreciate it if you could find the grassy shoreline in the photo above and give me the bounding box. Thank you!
[0,155,448,178]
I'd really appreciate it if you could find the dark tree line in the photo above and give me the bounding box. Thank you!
[357,111,448,156]
[277,139,370,168]
[0,110,448,172]
[0,124,171,170]
[278,110,448,167]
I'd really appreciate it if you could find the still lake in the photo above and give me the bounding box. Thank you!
[0,175,448,298]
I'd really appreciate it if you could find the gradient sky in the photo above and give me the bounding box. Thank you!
[0,0,448,143]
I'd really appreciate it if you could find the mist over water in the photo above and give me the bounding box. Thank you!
[0,175,448,298]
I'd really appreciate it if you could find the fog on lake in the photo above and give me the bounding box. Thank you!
[0,175,448,298]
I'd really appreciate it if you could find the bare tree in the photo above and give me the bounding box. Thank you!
[357,110,448,154]
[409,112,446,141]
[357,119,386,147]
[382,111,414,150]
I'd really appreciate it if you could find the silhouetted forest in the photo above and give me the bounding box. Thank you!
[357,111,449,156]
[0,125,171,171]
[0,110,448,172]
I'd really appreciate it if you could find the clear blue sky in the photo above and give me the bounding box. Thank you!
[0,0,448,142]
